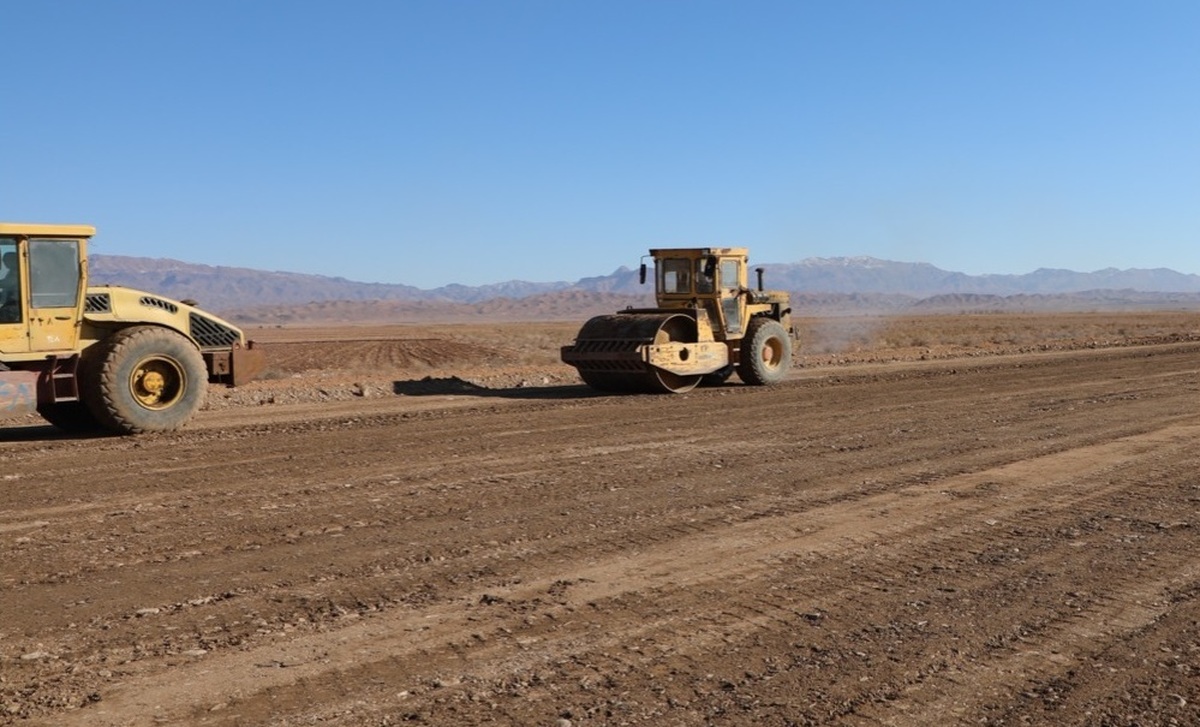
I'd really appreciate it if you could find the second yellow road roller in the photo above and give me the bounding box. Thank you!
[561,247,795,393]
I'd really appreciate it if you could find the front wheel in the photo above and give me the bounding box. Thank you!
[737,318,792,386]
[84,326,208,434]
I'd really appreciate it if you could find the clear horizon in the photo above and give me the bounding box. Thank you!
[89,249,1199,290]
[4,1,1198,287]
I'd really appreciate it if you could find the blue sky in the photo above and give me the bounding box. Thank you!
[3,1,1198,287]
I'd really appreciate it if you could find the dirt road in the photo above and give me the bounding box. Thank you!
[3,340,1200,726]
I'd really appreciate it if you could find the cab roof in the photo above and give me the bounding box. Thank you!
[648,247,749,258]
[0,222,96,238]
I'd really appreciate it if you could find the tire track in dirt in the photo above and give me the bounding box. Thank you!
[865,563,1200,726]
[43,417,1200,726]
[6,343,1200,724]
[258,339,508,375]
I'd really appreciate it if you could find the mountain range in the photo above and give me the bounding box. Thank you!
[89,254,1200,318]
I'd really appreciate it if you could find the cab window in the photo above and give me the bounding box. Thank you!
[29,239,82,308]
[719,259,740,290]
[695,258,715,293]
[659,258,692,294]
[0,237,20,322]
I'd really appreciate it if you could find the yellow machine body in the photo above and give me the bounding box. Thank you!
[561,247,794,394]
[0,223,264,432]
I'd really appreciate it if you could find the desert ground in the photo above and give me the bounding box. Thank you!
[2,310,1200,726]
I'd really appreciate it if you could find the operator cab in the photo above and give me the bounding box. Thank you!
[0,223,93,355]
[640,247,749,297]
[638,247,751,338]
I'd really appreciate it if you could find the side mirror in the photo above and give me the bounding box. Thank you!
[639,262,647,285]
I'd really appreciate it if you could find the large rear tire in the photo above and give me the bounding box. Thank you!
[84,326,208,434]
[738,318,792,386]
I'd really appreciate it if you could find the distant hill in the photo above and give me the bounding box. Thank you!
[764,257,1200,296]
[88,256,568,308]
[89,254,1200,320]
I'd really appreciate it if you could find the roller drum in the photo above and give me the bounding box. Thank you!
[562,313,703,394]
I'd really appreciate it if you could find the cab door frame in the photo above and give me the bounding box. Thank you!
[0,236,29,354]
[718,255,746,337]
[26,237,86,354]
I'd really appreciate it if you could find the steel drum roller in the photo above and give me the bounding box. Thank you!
[562,313,704,394]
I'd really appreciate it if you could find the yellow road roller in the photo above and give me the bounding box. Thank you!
[561,247,794,393]
[0,222,264,434]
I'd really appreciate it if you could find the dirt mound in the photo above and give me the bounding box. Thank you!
[193,313,1200,410]
[257,338,503,376]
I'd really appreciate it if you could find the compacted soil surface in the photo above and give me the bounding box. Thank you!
[2,314,1200,726]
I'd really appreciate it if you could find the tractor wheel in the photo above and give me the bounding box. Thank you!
[38,401,103,433]
[738,318,792,386]
[85,326,208,434]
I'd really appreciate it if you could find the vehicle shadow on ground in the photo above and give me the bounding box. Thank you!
[0,424,111,442]
[392,376,603,400]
